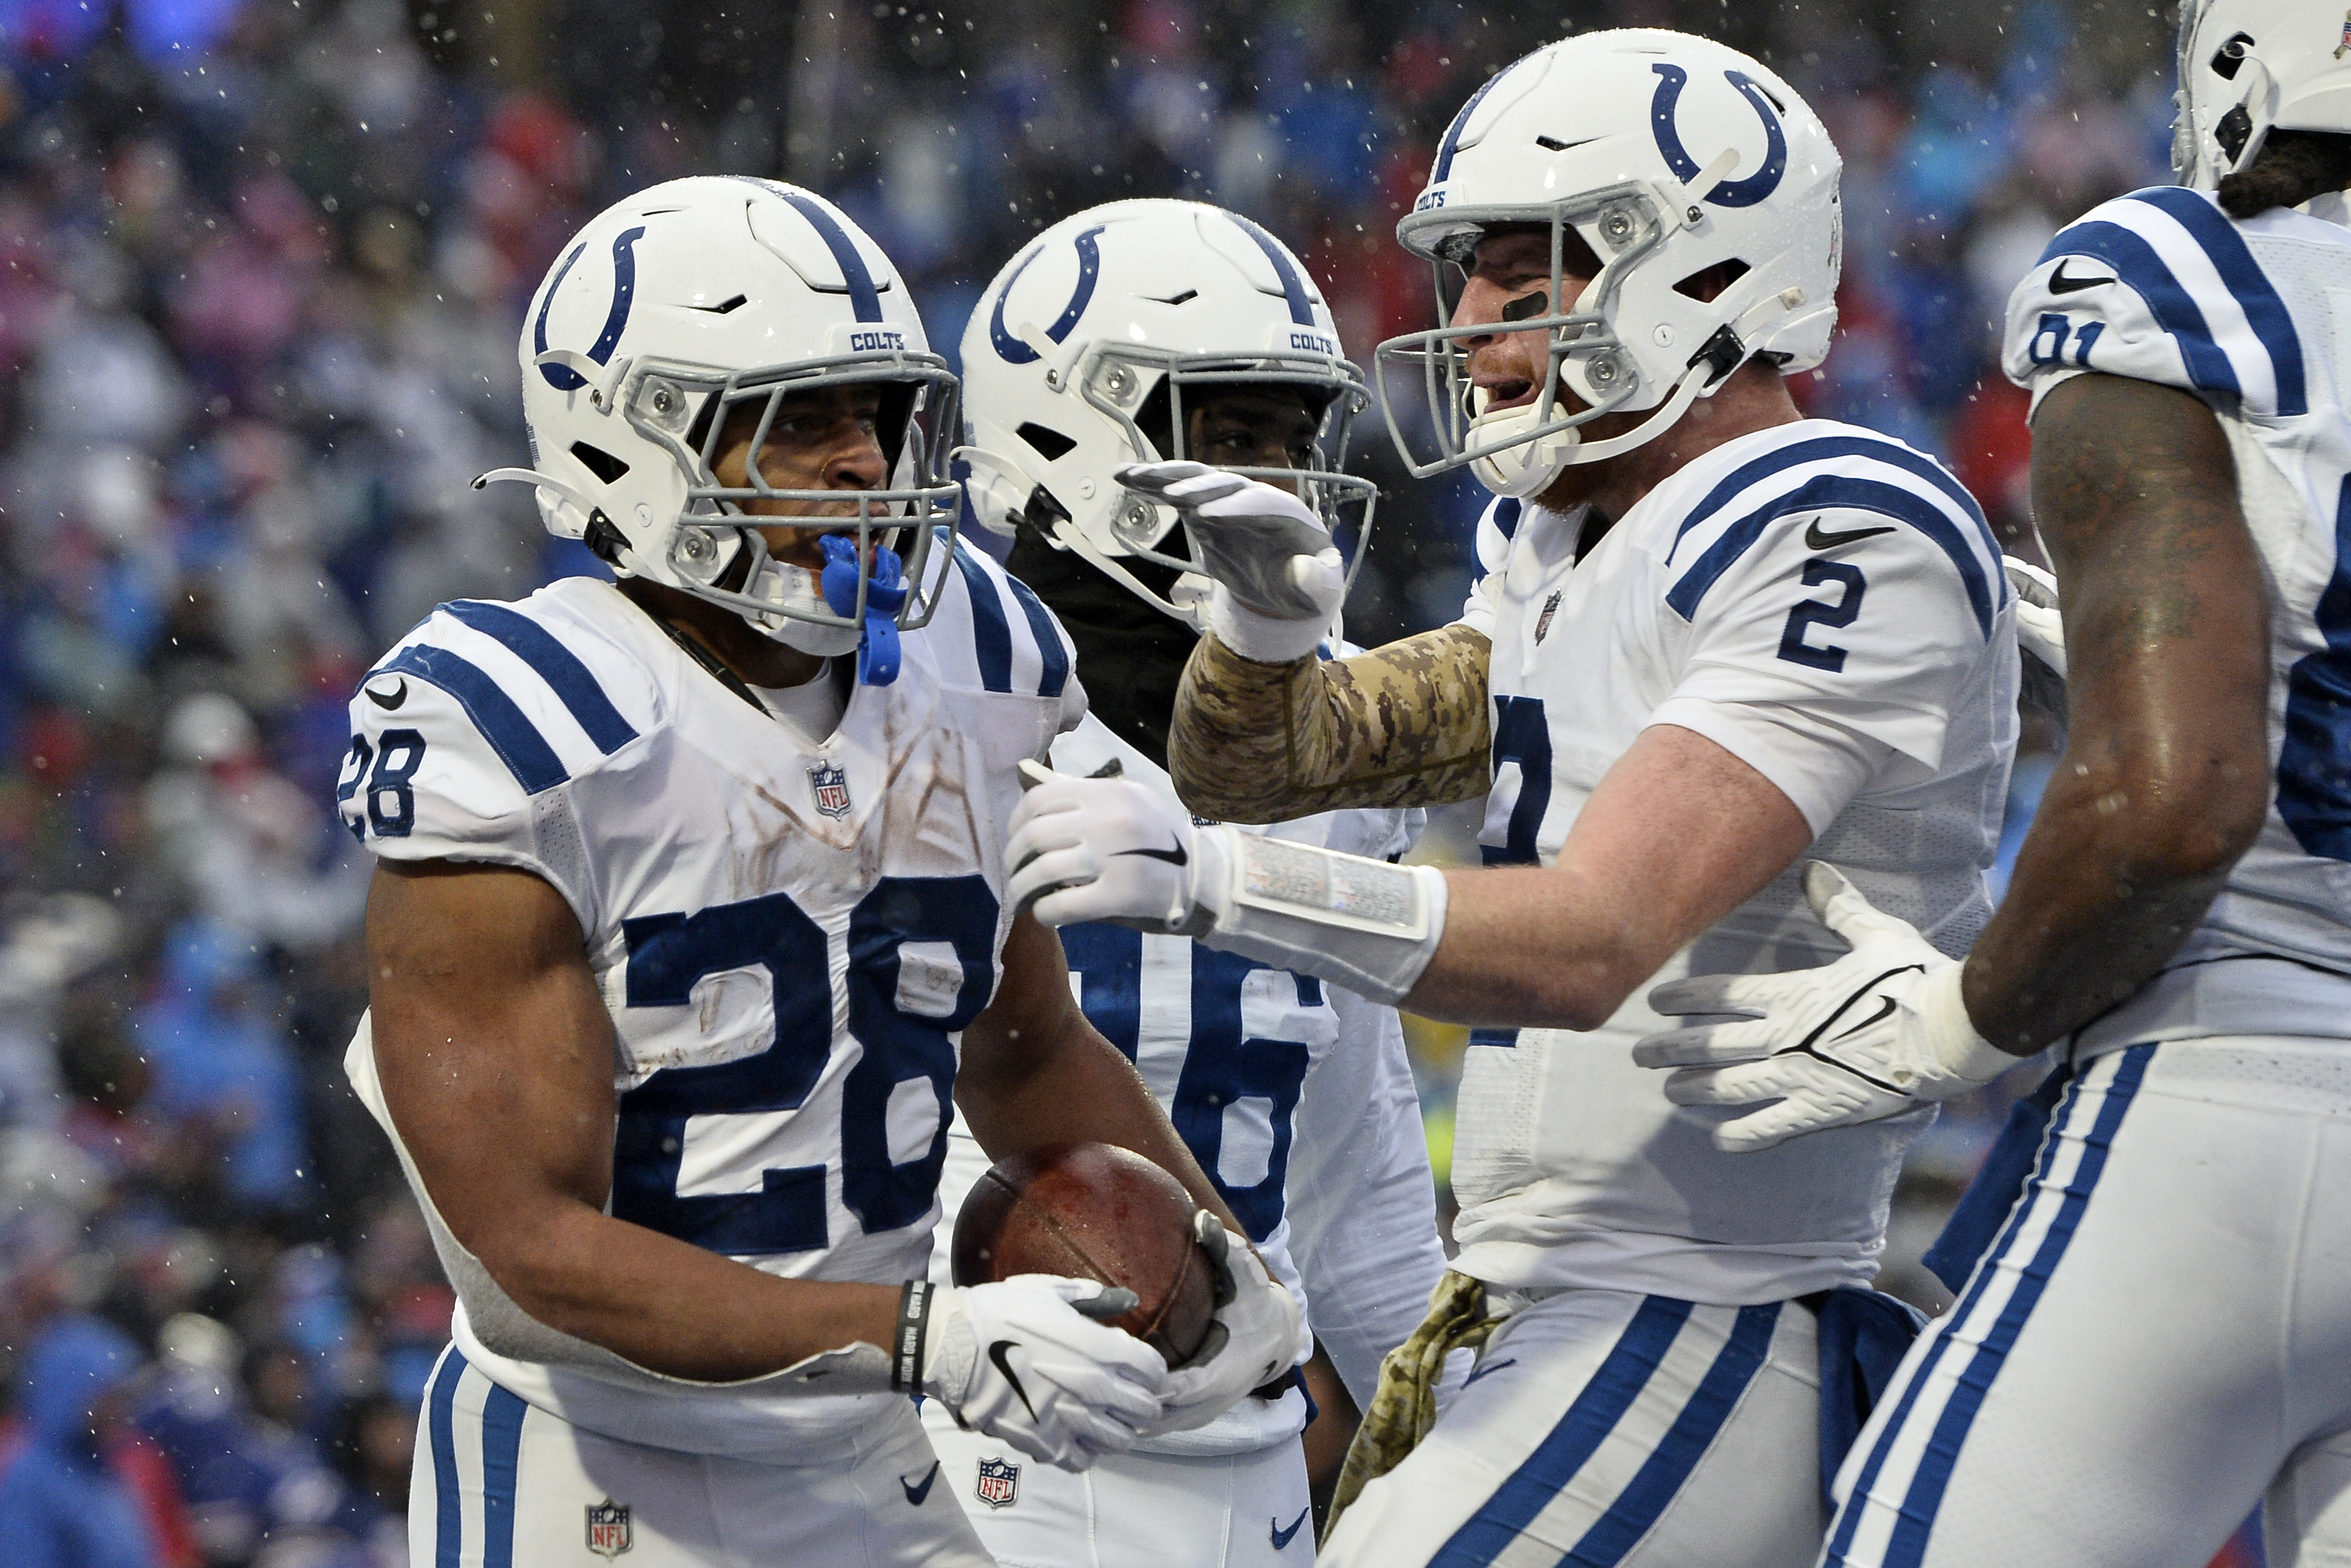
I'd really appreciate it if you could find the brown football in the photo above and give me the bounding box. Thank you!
[951,1141,1218,1368]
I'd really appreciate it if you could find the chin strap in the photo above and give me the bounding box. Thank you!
[818,535,908,686]
[1043,514,1211,632]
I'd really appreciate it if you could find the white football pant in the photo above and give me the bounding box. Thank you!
[408,1346,993,1567]
[1824,1039,2351,1567]
[923,1402,1315,1567]
[1319,1287,1824,1567]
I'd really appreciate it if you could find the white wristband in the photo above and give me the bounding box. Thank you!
[1209,584,1329,665]
[1192,826,1448,1006]
[1920,963,2014,1085]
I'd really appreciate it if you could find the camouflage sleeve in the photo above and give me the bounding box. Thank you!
[1167,623,1493,823]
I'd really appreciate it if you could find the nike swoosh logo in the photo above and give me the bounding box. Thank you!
[1787,963,1926,1094]
[1272,1506,1310,1550]
[900,1461,939,1506]
[364,678,408,711]
[1461,1356,1517,1388]
[2048,261,2111,295]
[1804,519,1895,551]
[987,1340,1037,1420]
[1828,995,1898,1043]
[1114,840,1188,867]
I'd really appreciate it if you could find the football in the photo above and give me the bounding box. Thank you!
[951,1141,1219,1368]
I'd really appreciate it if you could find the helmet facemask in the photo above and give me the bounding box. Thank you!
[1063,343,1379,624]
[1378,181,1752,495]
[615,350,963,647]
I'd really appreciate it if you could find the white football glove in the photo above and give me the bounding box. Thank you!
[1007,765,1221,936]
[919,1275,1169,1471]
[2003,556,2065,679]
[1144,1211,1305,1436]
[1631,863,2022,1154]
[1114,460,1344,662]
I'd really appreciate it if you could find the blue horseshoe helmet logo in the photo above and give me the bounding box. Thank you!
[990,225,1107,364]
[535,224,648,389]
[1649,65,1787,209]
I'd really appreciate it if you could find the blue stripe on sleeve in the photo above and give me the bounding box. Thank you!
[479,1381,529,1568]
[428,1347,465,1568]
[2037,219,2242,401]
[1562,1303,1783,1567]
[1429,1296,1693,1567]
[1666,473,1997,637]
[952,546,1014,693]
[1665,435,1992,566]
[378,644,571,794]
[999,570,1072,698]
[1878,1045,2154,1567]
[443,601,639,754]
[2126,187,2307,417]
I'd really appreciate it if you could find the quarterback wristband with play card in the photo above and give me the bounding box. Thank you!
[1190,825,1448,1007]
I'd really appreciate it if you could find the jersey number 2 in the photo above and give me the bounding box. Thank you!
[610,876,997,1255]
[1778,561,1867,672]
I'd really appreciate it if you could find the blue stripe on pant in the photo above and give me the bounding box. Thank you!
[1824,1044,2155,1567]
[425,1346,529,1568]
[1430,1297,1781,1568]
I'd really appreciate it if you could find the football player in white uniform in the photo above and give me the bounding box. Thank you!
[930,199,1450,1566]
[1634,4,2351,1563]
[996,31,2020,1568]
[335,177,1300,1568]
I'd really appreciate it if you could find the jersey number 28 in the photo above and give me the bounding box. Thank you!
[610,876,998,1256]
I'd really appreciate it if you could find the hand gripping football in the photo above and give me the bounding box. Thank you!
[952,1142,1218,1368]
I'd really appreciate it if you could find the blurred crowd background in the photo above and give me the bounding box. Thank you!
[0,0,2224,1563]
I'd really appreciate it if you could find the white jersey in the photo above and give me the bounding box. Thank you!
[336,542,1084,1462]
[2004,186,2351,1055]
[928,713,1448,1455]
[1447,418,2019,1303]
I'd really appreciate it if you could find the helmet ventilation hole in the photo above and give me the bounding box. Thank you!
[570,442,631,484]
[1016,422,1078,462]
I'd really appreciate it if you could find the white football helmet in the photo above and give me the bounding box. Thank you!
[477,176,960,666]
[1377,29,1841,498]
[957,199,1375,628]
[2173,0,2351,190]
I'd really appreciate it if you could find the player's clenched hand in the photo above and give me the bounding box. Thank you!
[1632,863,2021,1153]
[920,1277,1167,1471]
[1115,460,1343,662]
[1006,763,1222,936]
[1144,1212,1305,1436]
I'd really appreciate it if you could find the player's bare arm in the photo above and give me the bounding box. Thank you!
[366,859,899,1381]
[1409,722,1810,1028]
[1958,373,2271,1050]
[955,910,1243,1236]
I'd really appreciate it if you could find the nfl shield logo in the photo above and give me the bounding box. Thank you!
[809,759,853,820]
[974,1455,1021,1509]
[1535,590,1563,643]
[586,1498,633,1557]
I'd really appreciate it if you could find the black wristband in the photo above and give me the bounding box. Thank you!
[891,1280,933,1393]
